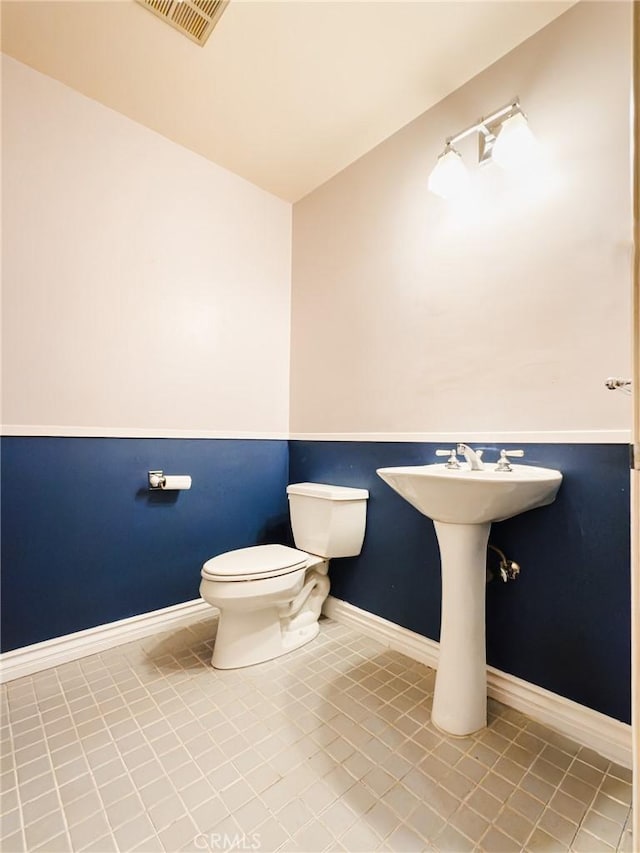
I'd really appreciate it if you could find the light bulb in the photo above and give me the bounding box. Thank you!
[428,147,470,199]
[491,112,538,171]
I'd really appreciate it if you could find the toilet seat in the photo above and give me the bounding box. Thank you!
[201,544,309,583]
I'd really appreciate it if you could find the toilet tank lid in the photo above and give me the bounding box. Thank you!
[286,482,369,501]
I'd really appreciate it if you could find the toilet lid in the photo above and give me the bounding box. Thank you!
[201,544,309,581]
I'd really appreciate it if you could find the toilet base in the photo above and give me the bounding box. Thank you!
[282,620,320,654]
[211,606,319,669]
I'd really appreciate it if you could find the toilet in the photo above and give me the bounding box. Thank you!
[199,482,368,669]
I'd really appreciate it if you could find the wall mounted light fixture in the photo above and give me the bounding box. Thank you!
[428,99,537,199]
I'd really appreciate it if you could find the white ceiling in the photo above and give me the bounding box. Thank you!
[1,0,576,201]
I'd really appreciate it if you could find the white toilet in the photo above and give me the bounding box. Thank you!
[199,482,368,669]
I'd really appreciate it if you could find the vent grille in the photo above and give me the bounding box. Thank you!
[137,0,228,46]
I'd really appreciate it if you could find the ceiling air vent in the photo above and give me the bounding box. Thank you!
[136,0,229,47]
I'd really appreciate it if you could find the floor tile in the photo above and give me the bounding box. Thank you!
[0,614,632,853]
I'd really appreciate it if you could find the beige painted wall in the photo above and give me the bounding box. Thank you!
[291,1,632,437]
[1,56,291,435]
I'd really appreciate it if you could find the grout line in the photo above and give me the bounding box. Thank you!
[4,615,634,853]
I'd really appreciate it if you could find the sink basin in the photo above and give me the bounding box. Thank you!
[377,458,562,736]
[376,463,562,524]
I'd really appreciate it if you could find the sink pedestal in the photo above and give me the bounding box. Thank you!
[431,521,491,736]
[376,460,562,737]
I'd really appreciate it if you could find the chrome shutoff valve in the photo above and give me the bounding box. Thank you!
[435,449,460,469]
[489,545,521,583]
[500,559,521,582]
[496,449,524,472]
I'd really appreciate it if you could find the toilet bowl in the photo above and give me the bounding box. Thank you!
[200,482,368,669]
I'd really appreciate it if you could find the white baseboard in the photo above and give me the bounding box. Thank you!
[323,596,632,768]
[0,598,212,684]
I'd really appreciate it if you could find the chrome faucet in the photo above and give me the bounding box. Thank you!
[456,443,485,471]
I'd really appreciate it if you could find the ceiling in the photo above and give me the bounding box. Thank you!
[1,0,576,201]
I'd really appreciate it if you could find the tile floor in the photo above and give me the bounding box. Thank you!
[0,615,634,853]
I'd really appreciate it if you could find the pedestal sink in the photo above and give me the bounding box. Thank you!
[376,461,562,736]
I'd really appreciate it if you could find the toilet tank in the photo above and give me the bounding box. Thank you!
[286,482,369,559]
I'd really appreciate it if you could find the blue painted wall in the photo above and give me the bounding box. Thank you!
[1,437,289,652]
[1,436,631,725]
[289,441,631,724]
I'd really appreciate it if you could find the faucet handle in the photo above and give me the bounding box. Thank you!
[435,449,461,469]
[496,449,524,471]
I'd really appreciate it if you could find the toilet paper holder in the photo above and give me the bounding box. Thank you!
[148,471,166,489]
[148,470,193,491]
